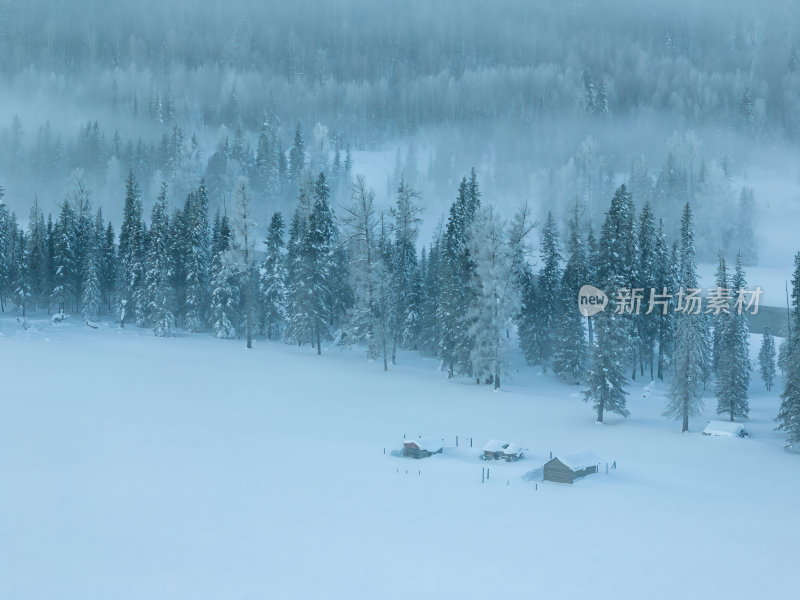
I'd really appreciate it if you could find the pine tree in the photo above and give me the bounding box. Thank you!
[183,179,211,332]
[759,326,776,392]
[117,170,146,327]
[145,183,176,337]
[466,205,520,389]
[99,213,116,312]
[716,252,750,421]
[209,212,239,340]
[711,251,730,377]
[389,178,422,361]
[665,203,710,432]
[636,201,658,379]
[584,282,630,422]
[80,216,101,323]
[533,211,562,372]
[554,204,588,383]
[437,174,480,377]
[777,252,800,446]
[260,212,287,339]
[289,122,306,186]
[304,172,337,354]
[26,198,48,311]
[52,200,77,312]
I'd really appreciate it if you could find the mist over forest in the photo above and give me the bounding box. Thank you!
[0,0,798,263]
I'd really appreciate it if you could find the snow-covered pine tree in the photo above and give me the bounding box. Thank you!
[664,203,711,432]
[777,252,800,446]
[289,122,306,186]
[80,214,101,324]
[183,179,211,332]
[98,211,116,313]
[260,211,287,340]
[636,201,658,379]
[12,228,31,316]
[284,186,313,346]
[117,170,146,328]
[304,172,337,354]
[554,205,588,383]
[145,183,176,337]
[598,184,638,378]
[584,275,630,422]
[654,229,677,380]
[26,197,48,312]
[52,199,77,312]
[466,205,520,389]
[533,211,562,373]
[759,326,776,392]
[711,251,730,377]
[437,174,480,377]
[716,252,750,421]
[389,178,422,360]
[209,212,239,339]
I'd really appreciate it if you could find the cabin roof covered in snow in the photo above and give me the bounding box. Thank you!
[483,439,508,452]
[503,442,522,455]
[556,450,599,470]
[703,421,746,436]
[403,437,444,451]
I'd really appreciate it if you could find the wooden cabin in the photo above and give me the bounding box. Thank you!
[482,440,524,461]
[403,438,444,459]
[543,451,599,484]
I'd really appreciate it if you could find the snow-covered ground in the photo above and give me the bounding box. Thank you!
[1,316,797,599]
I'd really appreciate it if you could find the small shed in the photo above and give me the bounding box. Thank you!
[543,450,599,484]
[402,437,444,459]
[703,420,749,438]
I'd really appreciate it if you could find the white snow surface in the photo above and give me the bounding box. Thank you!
[0,316,797,600]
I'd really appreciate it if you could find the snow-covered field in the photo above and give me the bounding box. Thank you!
[1,316,797,600]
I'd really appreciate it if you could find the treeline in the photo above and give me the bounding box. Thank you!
[0,168,798,446]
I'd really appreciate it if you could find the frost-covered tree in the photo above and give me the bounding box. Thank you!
[289,122,306,186]
[533,211,562,372]
[341,175,390,368]
[777,252,800,446]
[230,177,258,348]
[260,212,287,340]
[716,252,750,421]
[26,198,48,311]
[584,287,631,423]
[209,212,239,340]
[80,221,101,323]
[117,170,146,327]
[52,199,77,312]
[664,203,710,432]
[466,205,520,389]
[389,178,422,360]
[636,201,658,379]
[759,326,776,392]
[183,179,211,332]
[145,183,176,337]
[554,205,588,383]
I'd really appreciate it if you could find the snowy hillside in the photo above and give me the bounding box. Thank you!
[1,315,796,600]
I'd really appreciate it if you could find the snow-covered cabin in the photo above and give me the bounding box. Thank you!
[482,440,524,461]
[402,438,444,459]
[543,450,599,484]
[703,421,749,438]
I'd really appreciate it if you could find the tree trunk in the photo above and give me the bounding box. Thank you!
[316,326,321,355]
[597,399,604,423]
[587,316,593,345]
[494,372,500,390]
[682,411,689,433]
